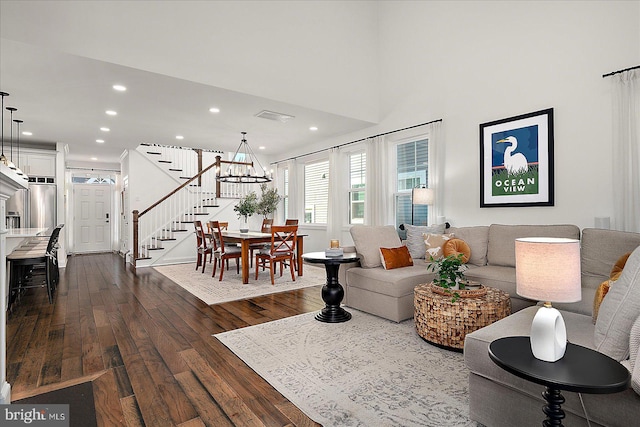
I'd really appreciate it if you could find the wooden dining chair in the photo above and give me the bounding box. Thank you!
[194,221,213,273]
[255,225,298,285]
[209,220,242,281]
[284,219,299,270]
[250,218,274,267]
[207,221,230,270]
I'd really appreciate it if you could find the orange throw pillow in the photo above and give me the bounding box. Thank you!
[379,246,414,270]
[443,238,471,264]
[610,252,632,281]
[593,251,632,323]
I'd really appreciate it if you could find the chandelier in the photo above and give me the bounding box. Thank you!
[217,132,272,183]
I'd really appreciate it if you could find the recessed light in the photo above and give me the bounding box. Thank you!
[258,146,266,150]
[176,135,184,140]
[106,110,117,116]
[90,157,98,161]
[309,126,318,131]
[112,84,127,92]
[209,107,220,113]
[22,131,32,136]
[96,139,105,143]
[100,127,110,132]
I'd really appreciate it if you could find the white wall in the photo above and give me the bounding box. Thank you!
[374,1,639,230]
[0,0,380,123]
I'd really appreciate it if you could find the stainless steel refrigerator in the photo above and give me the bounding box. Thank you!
[5,177,57,229]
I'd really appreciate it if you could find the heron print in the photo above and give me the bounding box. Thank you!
[491,124,539,197]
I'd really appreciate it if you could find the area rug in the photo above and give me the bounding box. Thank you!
[154,262,325,305]
[215,309,476,427]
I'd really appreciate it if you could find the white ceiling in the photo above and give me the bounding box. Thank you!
[0,1,380,164]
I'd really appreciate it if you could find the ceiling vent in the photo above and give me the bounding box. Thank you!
[255,110,295,123]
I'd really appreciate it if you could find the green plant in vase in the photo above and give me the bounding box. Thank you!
[257,183,281,219]
[234,192,258,232]
[427,253,467,302]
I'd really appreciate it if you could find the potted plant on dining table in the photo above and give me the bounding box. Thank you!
[234,192,258,233]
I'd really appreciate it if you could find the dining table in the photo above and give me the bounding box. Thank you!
[221,230,306,284]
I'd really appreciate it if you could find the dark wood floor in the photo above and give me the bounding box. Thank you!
[7,253,325,426]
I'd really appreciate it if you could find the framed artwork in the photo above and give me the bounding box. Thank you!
[480,108,554,207]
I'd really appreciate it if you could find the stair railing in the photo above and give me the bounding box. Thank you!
[132,155,259,267]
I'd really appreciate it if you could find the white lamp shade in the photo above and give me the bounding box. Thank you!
[412,187,434,205]
[515,237,581,303]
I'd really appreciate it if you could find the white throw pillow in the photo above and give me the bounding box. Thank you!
[405,224,446,259]
[594,246,640,361]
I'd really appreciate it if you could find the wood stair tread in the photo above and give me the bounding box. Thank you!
[158,160,172,164]
[146,151,161,155]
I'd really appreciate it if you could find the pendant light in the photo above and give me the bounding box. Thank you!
[13,119,25,177]
[217,132,272,183]
[0,91,8,166]
[6,106,17,170]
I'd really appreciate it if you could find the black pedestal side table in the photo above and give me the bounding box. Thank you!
[302,252,359,323]
[489,336,630,427]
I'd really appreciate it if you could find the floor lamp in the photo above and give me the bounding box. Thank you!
[411,187,434,226]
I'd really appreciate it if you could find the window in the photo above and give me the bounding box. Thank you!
[349,152,366,224]
[304,160,329,224]
[395,139,429,230]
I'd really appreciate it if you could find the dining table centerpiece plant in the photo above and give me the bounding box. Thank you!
[427,253,468,301]
[257,183,281,219]
[234,191,258,232]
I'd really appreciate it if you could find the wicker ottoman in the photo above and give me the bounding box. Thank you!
[414,283,511,351]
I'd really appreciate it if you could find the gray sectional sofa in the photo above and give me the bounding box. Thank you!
[342,223,584,322]
[465,230,640,427]
[339,224,640,426]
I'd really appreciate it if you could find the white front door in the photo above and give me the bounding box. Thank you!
[73,183,112,253]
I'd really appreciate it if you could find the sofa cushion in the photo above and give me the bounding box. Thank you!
[486,224,580,268]
[448,226,489,266]
[423,232,455,260]
[595,246,640,360]
[346,264,433,298]
[350,225,402,268]
[581,228,640,293]
[443,238,471,263]
[404,224,446,259]
[464,265,518,298]
[379,246,413,270]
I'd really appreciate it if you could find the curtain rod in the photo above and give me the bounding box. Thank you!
[602,65,640,78]
[271,118,442,165]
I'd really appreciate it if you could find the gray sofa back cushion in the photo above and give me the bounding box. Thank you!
[595,246,640,360]
[486,224,580,268]
[350,225,402,268]
[581,228,640,291]
[448,226,489,266]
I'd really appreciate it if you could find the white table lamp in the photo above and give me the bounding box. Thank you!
[515,237,581,362]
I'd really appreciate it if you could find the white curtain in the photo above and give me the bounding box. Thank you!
[327,148,345,240]
[427,121,444,225]
[285,159,301,221]
[365,136,390,225]
[612,69,640,232]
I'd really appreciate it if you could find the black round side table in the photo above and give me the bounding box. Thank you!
[302,251,359,323]
[489,336,630,427]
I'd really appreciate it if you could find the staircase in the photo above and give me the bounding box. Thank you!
[132,144,260,268]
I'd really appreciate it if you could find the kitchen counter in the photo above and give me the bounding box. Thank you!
[5,228,49,254]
